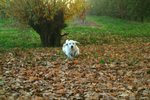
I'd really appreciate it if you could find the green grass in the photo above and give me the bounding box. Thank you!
[88,16,150,37]
[0,16,150,48]
[65,16,150,37]
[0,19,40,48]
[64,16,150,44]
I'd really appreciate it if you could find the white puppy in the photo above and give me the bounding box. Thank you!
[62,40,80,59]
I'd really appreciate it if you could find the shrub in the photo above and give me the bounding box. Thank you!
[9,0,87,47]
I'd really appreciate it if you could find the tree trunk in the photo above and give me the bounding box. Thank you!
[40,32,61,47]
[29,10,67,47]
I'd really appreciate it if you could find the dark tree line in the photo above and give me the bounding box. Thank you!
[89,0,150,22]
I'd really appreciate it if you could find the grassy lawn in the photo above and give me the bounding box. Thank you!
[0,19,40,48]
[0,16,150,48]
[90,16,150,37]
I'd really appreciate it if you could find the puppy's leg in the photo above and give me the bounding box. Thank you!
[64,57,73,64]
[68,56,74,60]
[74,48,80,57]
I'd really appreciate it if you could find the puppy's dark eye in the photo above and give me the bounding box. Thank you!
[66,43,68,45]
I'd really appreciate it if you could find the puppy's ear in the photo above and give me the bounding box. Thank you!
[65,39,69,43]
[74,41,80,44]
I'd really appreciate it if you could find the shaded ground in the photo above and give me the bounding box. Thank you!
[0,43,150,99]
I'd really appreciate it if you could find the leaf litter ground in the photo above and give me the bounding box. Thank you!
[0,43,150,100]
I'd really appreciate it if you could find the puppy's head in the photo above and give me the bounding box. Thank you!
[64,40,79,50]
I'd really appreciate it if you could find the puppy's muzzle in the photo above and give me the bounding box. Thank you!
[71,45,73,49]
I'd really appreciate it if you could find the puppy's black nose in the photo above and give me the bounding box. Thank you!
[71,45,73,49]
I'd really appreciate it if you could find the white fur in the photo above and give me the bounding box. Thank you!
[62,40,80,59]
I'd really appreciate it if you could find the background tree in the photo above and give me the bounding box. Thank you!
[89,0,150,22]
[9,0,87,47]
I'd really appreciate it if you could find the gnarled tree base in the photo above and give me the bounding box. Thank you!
[29,10,67,47]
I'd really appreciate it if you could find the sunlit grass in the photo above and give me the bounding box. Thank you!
[87,16,150,37]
